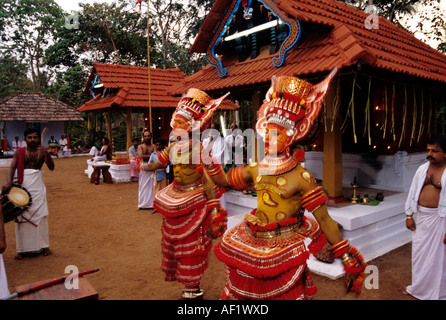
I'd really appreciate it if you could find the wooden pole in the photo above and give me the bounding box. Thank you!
[146,2,153,141]
[126,108,132,152]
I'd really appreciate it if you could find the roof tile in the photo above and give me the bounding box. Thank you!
[180,0,446,93]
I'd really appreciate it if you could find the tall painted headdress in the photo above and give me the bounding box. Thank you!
[171,88,230,132]
[256,67,338,146]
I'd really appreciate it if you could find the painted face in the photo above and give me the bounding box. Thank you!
[264,123,291,155]
[171,114,191,131]
[426,143,446,165]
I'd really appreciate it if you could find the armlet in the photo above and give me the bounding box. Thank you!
[301,186,328,212]
[227,166,249,191]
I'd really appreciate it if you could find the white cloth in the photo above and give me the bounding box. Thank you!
[406,205,446,300]
[15,169,50,253]
[89,146,99,156]
[0,255,10,298]
[138,167,155,209]
[90,146,107,162]
[16,169,49,226]
[59,138,67,147]
[405,162,446,218]
[12,140,21,150]
[15,217,50,254]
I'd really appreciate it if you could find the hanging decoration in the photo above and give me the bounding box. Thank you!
[362,77,372,146]
[398,87,408,148]
[341,73,357,144]
[390,82,396,141]
[382,83,388,139]
[410,87,417,147]
[417,89,425,143]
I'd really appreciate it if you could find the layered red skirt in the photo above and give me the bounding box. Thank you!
[155,181,220,288]
[214,214,326,300]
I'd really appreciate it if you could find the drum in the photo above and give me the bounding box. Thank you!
[1,184,32,223]
[48,143,58,148]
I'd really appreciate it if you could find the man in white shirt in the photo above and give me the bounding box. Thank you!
[405,135,446,300]
[11,136,21,150]
[59,135,68,157]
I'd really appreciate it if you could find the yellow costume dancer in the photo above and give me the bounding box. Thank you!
[144,88,229,299]
[209,68,367,300]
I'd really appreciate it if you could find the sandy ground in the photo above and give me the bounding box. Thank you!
[1,155,416,301]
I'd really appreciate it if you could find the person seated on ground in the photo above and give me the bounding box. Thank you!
[12,136,21,151]
[59,135,68,157]
[90,138,113,162]
[48,136,59,157]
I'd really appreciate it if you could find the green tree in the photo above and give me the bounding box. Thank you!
[0,52,33,99]
[46,1,148,68]
[0,0,65,91]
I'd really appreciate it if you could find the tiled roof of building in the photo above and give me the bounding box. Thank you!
[0,91,83,121]
[78,63,187,112]
[172,0,446,93]
[78,63,239,111]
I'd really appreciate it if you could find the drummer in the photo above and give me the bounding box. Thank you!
[2,127,55,260]
[48,136,58,157]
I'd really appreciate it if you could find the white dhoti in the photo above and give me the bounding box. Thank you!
[0,255,9,298]
[406,205,446,300]
[15,169,50,254]
[90,146,106,162]
[138,168,155,209]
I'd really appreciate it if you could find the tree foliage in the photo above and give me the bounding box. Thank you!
[0,0,65,91]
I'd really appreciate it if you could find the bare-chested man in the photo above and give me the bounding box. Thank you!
[405,135,446,299]
[2,127,55,259]
[137,131,155,210]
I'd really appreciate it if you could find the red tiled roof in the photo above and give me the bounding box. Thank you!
[78,63,187,112]
[173,0,446,93]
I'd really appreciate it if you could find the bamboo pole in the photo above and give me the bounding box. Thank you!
[147,1,153,140]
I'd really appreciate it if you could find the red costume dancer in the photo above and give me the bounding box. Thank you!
[144,89,229,299]
[209,69,367,300]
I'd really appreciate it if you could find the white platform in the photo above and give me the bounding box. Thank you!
[224,189,411,279]
[85,160,131,183]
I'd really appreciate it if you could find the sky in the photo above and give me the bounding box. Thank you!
[54,0,115,12]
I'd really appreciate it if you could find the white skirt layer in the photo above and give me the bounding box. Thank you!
[406,205,446,300]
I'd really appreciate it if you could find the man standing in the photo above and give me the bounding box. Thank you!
[128,138,140,182]
[137,131,155,211]
[405,135,446,300]
[2,127,55,260]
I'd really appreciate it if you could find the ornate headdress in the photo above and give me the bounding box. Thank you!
[171,88,230,132]
[256,67,338,146]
